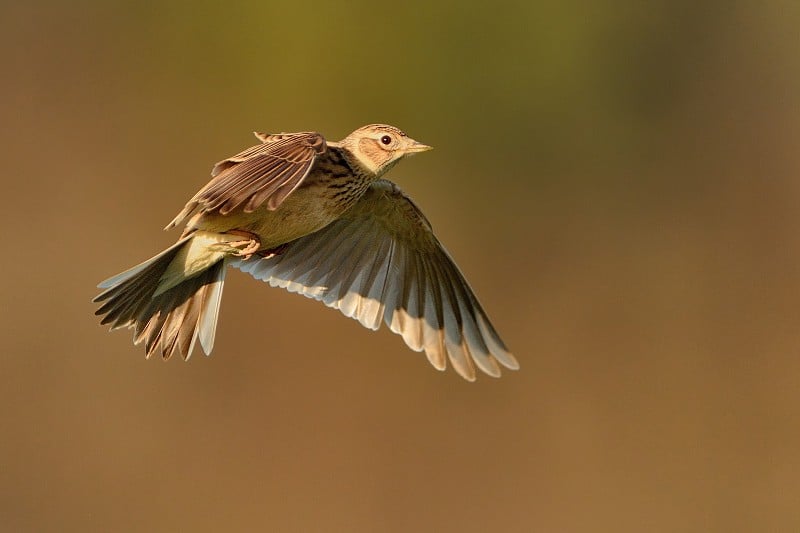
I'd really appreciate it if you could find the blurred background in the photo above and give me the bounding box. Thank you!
[2,1,799,531]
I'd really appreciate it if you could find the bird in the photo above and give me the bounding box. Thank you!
[94,124,518,381]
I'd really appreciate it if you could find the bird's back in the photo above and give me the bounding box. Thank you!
[188,145,376,249]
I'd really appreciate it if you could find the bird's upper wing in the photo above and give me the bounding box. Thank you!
[231,179,518,381]
[166,131,327,229]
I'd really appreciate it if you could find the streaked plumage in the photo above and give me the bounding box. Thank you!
[94,124,517,381]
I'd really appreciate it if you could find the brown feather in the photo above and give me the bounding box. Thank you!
[165,132,328,229]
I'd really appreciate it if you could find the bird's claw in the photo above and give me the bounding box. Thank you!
[211,230,261,260]
[228,238,261,260]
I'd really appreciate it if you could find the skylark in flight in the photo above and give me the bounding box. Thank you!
[94,124,518,381]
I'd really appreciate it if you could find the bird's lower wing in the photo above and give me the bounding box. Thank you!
[231,179,517,381]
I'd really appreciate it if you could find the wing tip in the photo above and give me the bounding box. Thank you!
[496,351,520,371]
[458,370,478,382]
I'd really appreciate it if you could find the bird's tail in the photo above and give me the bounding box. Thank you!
[93,233,229,360]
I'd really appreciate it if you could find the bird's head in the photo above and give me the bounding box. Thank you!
[339,124,432,177]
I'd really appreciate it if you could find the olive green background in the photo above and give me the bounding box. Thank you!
[2,2,799,531]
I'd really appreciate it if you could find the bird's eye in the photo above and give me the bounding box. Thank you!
[380,135,392,145]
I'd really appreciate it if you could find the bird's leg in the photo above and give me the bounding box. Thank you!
[217,229,261,260]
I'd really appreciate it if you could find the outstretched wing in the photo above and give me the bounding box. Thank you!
[231,179,518,381]
[167,131,327,229]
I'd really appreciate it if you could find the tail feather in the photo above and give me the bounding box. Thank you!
[198,270,225,353]
[94,237,227,360]
[97,236,191,290]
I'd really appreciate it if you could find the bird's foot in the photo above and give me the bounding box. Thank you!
[217,230,261,260]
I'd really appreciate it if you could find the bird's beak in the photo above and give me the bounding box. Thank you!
[406,141,433,153]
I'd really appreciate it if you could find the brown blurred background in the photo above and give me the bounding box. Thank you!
[2,1,799,531]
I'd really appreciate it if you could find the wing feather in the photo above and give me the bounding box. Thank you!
[166,131,327,229]
[231,179,517,380]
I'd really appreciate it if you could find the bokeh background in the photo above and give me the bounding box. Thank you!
[2,1,799,531]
